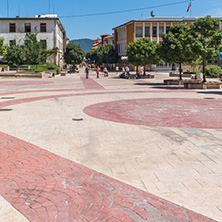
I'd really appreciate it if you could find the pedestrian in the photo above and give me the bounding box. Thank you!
[140,66,143,74]
[115,66,119,76]
[96,66,100,78]
[122,67,125,74]
[85,65,89,79]
[104,67,108,77]
[125,66,130,74]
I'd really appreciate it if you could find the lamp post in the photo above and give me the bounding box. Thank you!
[121,56,128,73]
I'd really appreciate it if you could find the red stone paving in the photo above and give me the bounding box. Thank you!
[80,77,105,90]
[0,132,215,221]
[84,98,222,129]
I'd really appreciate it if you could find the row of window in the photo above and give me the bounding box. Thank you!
[9,23,47,33]
[136,26,171,38]
[9,39,47,49]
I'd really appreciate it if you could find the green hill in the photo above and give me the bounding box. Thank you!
[70,38,93,52]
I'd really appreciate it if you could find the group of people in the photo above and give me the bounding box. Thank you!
[85,64,135,79]
[85,64,109,79]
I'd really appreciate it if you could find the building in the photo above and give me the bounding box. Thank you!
[91,33,114,50]
[0,15,68,67]
[113,17,222,57]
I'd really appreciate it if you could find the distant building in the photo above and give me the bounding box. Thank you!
[113,17,222,70]
[91,33,114,50]
[113,17,222,56]
[0,15,68,67]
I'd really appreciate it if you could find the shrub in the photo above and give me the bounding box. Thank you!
[183,71,202,74]
[205,66,222,78]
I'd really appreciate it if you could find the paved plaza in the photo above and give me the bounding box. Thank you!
[0,70,222,221]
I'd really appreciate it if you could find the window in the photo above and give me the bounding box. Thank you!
[9,40,16,46]
[145,27,150,37]
[159,26,164,37]
[152,27,157,37]
[166,26,170,34]
[136,26,142,37]
[25,23,31,32]
[40,23,46,32]
[9,23,16,32]
[40,40,47,49]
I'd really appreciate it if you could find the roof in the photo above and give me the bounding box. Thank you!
[101,33,110,37]
[113,16,222,30]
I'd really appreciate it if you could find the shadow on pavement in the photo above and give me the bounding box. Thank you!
[0,109,13,111]
[134,82,185,90]
[197,91,222,95]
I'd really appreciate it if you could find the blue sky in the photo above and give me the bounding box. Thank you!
[0,0,221,40]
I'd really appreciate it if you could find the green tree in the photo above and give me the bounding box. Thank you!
[86,49,101,65]
[158,25,196,80]
[0,37,8,56]
[98,44,118,65]
[126,42,143,74]
[128,38,160,75]
[64,42,85,68]
[24,33,46,64]
[7,45,26,68]
[190,16,222,82]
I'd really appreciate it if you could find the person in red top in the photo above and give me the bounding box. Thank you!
[96,66,100,78]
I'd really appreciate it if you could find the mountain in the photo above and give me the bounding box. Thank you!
[70,38,93,52]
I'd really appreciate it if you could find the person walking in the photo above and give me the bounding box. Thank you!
[96,66,100,78]
[115,66,119,76]
[85,65,89,79]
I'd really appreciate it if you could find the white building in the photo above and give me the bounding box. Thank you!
[0,15,67,66]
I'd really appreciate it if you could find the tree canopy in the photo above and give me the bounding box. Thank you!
[86,44,117,65]
[7,45,26,67]
[190,16,222,82]
[158,24,198,80]
[64,42,85,66]
[127,38,160,75]
[24,33,47,64]
[0,37,8,56]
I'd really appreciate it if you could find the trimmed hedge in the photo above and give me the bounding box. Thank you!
[27,63,61,74]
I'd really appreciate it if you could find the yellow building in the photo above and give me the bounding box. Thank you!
[113,17,222,57]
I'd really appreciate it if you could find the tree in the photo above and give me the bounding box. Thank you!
[0,37,8,56]
[86,49,101,65]
[64,42,85,69]
[158,25,196,80]
[190,16,222,82]
[24,33,46,64]
[7,45,26,68]
[98,44,118,65]
[127,38,160,75]
[126,42,143,74]
[86,44,118,66]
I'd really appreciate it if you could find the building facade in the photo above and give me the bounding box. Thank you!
[0,15,67,67]
[113,17,222,57]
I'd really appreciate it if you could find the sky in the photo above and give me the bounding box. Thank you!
[0,0,222,40]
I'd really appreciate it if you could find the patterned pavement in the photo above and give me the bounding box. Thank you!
[0,73,221,221]
[0,132,215,222]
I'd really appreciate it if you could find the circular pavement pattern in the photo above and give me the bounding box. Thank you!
[84,98,222,129]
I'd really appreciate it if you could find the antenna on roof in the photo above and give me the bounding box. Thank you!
[151,11,155,17]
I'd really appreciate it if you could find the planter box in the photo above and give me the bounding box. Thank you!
[164,79,184,85]
[169,72,193,78]
[184,81,222,89]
